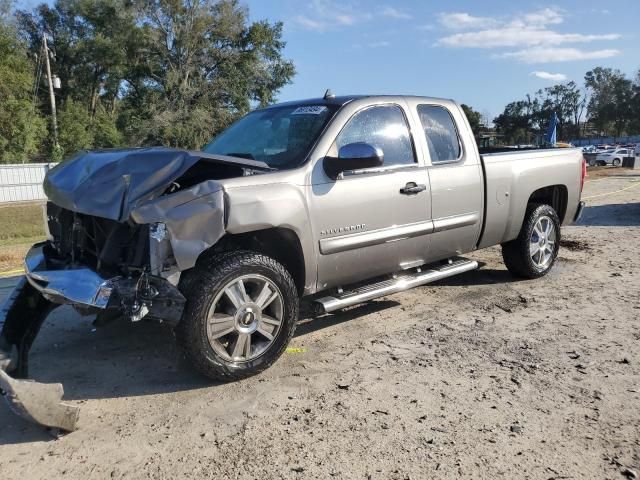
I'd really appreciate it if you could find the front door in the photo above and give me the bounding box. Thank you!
[309,103,432,290]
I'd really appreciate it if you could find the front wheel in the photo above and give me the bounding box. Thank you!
[501,204,560,279]
[588,158,596,167]
[176,251,299,381]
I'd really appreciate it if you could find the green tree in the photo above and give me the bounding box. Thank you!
[460,103,482,138]
[585,67,634,137]
[493,99,536,145]
[532,81,585,140]
[17,0,295,152]
[0,17,47,163]
[630,70,640,134]
[57,98,94,155]
[128,0,295,148]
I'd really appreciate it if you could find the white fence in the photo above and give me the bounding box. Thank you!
[0,163,57,204]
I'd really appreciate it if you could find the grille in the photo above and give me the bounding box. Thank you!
[46,203,149,276]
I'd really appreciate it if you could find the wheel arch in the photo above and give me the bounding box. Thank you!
[196,227,306,296]
[527,184,568,223]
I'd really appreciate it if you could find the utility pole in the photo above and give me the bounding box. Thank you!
[43,34,58,148]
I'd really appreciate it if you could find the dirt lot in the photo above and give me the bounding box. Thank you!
[0,170,639,479]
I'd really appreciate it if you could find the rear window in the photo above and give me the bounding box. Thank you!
[417,105,461,163]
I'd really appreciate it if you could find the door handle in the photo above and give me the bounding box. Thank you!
[399,182,427,195]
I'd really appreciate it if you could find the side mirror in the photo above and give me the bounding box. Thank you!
[323,142,384,179]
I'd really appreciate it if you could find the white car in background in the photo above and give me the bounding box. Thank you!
[595,147,630,166]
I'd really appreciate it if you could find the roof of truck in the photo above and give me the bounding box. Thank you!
[263,95,369,108]
[263,94,456,109]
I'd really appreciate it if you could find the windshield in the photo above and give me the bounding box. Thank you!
[203,104,338,170]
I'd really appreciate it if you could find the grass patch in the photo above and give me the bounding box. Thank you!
[0,203,46,246]
[0,203,46,272]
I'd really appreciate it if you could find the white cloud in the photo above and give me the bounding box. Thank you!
[521,8,563,26]
[438,12,498,30]
[381,6,412,20]
[500,47,621,64]
[294,15,328,32]
[530,71,568,81]
[293,1,372,31]
[438,28,620,48]
[435,8,621,63]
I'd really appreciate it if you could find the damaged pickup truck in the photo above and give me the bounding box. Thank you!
[0,94,586,431]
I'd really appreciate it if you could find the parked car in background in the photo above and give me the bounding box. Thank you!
[595,147,630,166]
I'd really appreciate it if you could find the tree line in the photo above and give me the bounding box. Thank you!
[492,67,640,145]
[0,0,294,163]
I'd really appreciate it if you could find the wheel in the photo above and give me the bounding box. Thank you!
[588,158,596,167]
[612,158,621,167]
[501,204,560,279]
[176,250,299,381]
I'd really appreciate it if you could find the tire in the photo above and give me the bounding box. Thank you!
[588,158,596,167]
[176,250,299,381]
[501,204,560,279]
[612,158,621,167]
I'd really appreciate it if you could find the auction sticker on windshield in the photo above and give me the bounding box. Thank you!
[292,106,328,115]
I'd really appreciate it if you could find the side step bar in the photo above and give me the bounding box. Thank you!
[315,257,478,313]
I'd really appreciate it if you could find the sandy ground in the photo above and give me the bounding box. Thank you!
[0,170,639,479]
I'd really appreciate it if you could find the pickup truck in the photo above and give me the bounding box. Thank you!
[0,94,585,431]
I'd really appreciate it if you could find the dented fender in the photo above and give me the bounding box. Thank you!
[131,180,226,271]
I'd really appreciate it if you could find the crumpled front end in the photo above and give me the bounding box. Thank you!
[0,148,239,432]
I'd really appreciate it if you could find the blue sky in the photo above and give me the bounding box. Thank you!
[14,0,640,120]
[245,0,639,120]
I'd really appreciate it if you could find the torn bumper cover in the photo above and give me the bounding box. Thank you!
[0,278,80,432]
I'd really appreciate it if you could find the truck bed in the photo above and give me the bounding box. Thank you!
[477,147,584,249]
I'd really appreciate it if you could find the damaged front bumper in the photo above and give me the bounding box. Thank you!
[25,242,186,325]
[25,243,114,309]
[0,243,187,433]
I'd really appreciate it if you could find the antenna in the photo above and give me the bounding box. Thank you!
[323,89,335,100]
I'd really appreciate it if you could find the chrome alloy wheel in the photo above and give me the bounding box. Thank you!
[206,274,284,362]
[530,215,556,269]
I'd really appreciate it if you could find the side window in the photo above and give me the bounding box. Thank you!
[417,105,461,163]
[336,105,415,166]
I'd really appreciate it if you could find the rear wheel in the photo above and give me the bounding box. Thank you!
[501,204,560,279]
[588,158,596,167]
[612,158,621,167]
[176,251,299,381]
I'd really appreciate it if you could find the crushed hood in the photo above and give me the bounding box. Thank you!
[44,147,270,222]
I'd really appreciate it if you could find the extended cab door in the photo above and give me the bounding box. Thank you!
[308,102,432,290]
[405,100,483,260]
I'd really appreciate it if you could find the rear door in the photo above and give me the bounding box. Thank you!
[309,102,432,290]
[406,100,483,261]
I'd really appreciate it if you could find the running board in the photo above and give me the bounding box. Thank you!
[315,257,478,313]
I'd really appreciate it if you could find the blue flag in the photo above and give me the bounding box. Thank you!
[545,112,558,145]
